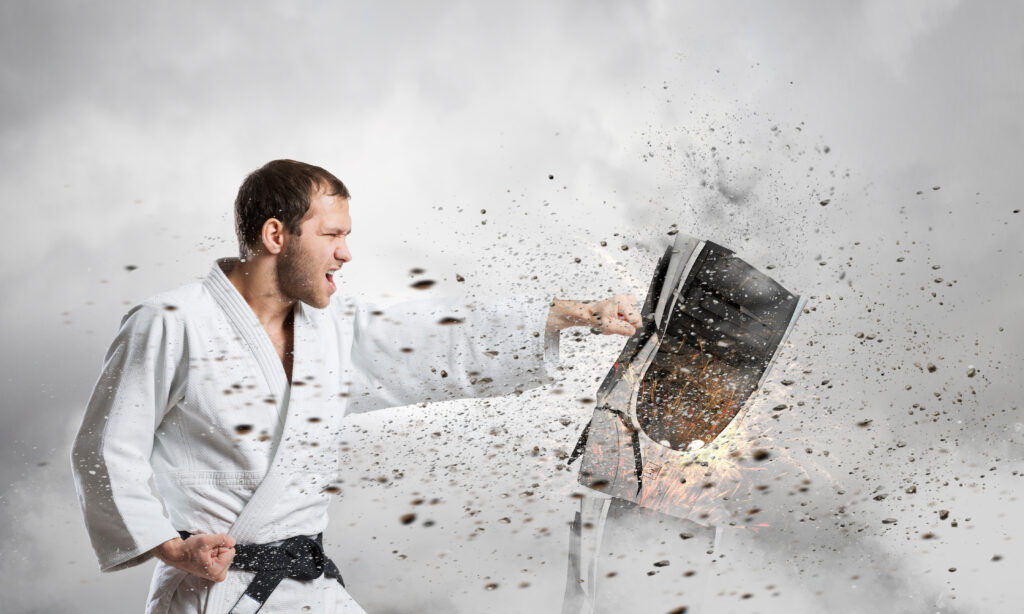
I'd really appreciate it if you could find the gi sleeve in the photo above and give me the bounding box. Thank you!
[344,295,561,414]
[70,303,187,572]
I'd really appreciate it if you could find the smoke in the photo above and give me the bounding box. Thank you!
[2,1,1023,612]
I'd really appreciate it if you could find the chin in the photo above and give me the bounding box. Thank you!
[309,296,331,309]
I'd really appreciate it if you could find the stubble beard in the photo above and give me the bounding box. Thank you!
[276,239,326,308]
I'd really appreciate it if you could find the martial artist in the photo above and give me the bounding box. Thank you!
[71,159,640,614]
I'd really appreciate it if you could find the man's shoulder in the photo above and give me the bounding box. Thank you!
[127,280,210,321]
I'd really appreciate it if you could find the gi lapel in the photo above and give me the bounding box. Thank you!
[204,259,290,398]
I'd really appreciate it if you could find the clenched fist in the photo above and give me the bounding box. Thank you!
[152,533,236,582]
[546,294,641,337]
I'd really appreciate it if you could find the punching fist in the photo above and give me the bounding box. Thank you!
[546,294,641,337]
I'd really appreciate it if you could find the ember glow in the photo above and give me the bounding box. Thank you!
[637,341,752,451]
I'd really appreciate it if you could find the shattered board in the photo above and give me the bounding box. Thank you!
[568,231,805,523]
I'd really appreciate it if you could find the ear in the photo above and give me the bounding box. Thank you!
[261,218,287,255]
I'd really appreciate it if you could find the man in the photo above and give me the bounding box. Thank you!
[72,159,640,613]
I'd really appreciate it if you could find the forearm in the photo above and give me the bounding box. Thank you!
[346,295,558,412]
[152,537,186,566]
[545,299,595,333]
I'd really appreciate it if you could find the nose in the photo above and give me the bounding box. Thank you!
[335,239,352,263]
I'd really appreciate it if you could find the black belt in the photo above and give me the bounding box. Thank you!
[178,531,344,614]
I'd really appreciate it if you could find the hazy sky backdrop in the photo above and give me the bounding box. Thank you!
[1,1,1022,612]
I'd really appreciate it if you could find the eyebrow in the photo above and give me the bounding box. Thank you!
[322,227,351,235]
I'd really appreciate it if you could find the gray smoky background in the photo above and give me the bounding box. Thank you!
[1,1,1022,612]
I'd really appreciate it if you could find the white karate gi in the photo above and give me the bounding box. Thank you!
[72,259,560,613]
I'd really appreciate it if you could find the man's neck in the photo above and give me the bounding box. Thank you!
[225,256,295,331]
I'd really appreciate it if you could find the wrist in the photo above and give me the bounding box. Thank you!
[152,537,184,565]
[546,299,591,334]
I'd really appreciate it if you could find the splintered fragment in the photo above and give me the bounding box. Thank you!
[437,317,464,325]
[400,513,416,525]
[235,424,253,435]
[411,280,436,290]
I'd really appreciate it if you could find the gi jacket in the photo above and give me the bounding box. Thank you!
[72,259,559,613]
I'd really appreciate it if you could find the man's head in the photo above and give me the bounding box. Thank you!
[235,160,353,308]
[235,159,350,255]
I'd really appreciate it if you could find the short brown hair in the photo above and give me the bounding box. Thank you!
[234,159,350,254]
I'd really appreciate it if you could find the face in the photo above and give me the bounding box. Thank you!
[276,189,352,308]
